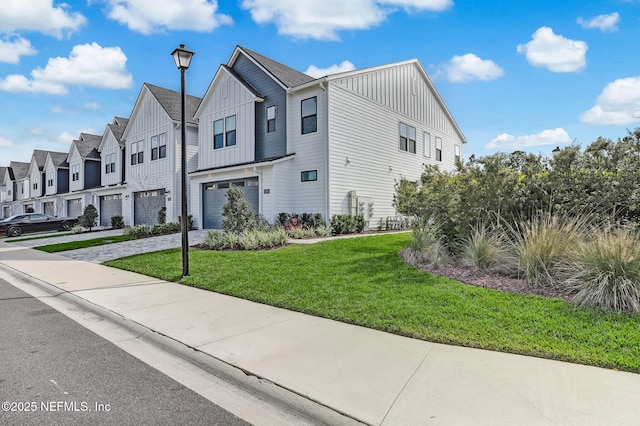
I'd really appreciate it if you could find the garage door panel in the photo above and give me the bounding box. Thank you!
[202,178,259,229]
[134,189,166,226]
[67,199,82,218]
[100,195,122,226]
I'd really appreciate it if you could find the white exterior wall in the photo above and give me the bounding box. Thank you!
[285,87,329,220]
[325,62,464,225]
[171,125,199,225]
[44,157,57,196]
[39,195,67,217]
[123,88,181,224]
[28,160,41,199]
[197,74,257,171]
[17,179,29,201]
[68,147,84,192]
[100,130,123,187]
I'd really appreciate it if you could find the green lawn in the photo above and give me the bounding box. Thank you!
[104,233,640,373]
[36,235,135,253]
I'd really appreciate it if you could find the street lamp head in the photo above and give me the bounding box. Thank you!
[171,44,195,70]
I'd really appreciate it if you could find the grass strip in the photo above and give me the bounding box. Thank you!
[36,235,135,253]
[104,233,640,373]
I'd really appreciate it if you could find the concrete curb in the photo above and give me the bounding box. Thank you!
[0,263,366,426]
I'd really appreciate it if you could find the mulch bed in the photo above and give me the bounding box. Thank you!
[399,249,575,301]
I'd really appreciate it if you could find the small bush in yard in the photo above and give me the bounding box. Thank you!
[79,204,98,231]
[111,215,124,229]
[71,225,83,234]
[566,225,640,312]
[222,188,255,233]
[202,228,288,251]
[331,214,365,234]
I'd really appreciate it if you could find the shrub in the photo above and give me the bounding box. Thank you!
[79,204,98,231]
[315,224,333,237]
[331,214,365,235]
[71,225,83,234]
[406,221,448,268]
[202,228,288,251]
[503,213,588,287]
[157,207,166,224]
[111,215,124,229]
[177,214,194,231]
[566,225,640,312]
[222,188,255,233]
[123,224,152,238]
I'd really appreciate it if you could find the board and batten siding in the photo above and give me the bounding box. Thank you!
[326,71,463,223]
[100,131,122,187]
[68,148,84,193]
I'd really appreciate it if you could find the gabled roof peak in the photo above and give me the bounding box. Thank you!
[233,46,316,89]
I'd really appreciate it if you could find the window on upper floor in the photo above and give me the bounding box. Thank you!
[151,133,167,160]
[435,137,442,162]
[72,164,80,181]
[105,153,116,174]
[47,172,54,187]
[131,141,143,165]
[424,132,431,158]
[301,97,317,134]
[226,116,236,147]
[267,105,276,133]
[399,123,416,154]
[32,181,37,190]
[455,145,461,164]
[213,115,237,149]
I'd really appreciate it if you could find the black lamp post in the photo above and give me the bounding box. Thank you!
[171,44,195,277]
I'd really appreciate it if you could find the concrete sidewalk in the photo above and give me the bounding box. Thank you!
[1,241,639,425]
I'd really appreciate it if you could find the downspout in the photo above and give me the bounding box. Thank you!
[253,165,263,219]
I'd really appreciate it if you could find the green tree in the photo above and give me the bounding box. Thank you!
[222,188,255,234]
[79,204,98,231]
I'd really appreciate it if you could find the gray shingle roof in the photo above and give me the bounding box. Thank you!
[32,150,50,169]
[144,83,201,125]
[0,167,6,182]
[9,161,30,180]
[238,46,316,88]
[48,151,69,168]
[74,133,102,159]
[107,117,128,146]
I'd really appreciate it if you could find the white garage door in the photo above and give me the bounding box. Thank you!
[67,199,82,218]
[100,194,122,226]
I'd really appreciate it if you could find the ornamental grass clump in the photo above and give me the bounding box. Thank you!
[504,213,588,287]
[460,223,508,272]
[566,225,640,312]
[407,222,448,268]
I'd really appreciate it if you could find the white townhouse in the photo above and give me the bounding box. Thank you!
[189,46,466,229]
[65,133,102,218]
[95,116,128,226]
[40,151,70,217]
[5,161,30,214]
[0,166,7,218]
[120,83,201,226]
[26,150,68,216]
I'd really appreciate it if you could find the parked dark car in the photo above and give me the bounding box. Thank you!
[0,214,79,237]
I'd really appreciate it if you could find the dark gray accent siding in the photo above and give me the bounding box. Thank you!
[57,169,69,193]
[233,55,287,160]
[84,160,101,188]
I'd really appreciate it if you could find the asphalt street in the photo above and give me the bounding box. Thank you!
[0,278,251,426]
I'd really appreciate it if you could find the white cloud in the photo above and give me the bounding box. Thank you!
[486,128,571,151]
[105,0,232,34]
[0,43,133,95]
[0,35,37,64]
[580,76,640,125]
[0,136,13,147]
[56,128,96,146]
[84,102,102,110]
[517,27,587,72]
[577,12,619,32]
[241,0,452,40]
[444,53,504,83]
[305,60,356,78]
[0,0,86,39]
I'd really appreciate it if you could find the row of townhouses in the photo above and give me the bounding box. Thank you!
[0,46,466,230]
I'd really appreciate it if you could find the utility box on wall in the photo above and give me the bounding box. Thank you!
[348,190,357,216]
[357,196,374,229]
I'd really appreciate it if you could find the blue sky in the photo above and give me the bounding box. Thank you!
[2,0,640,167]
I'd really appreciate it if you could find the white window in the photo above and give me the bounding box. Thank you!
[435,137,442,162]
[131,141,143,165]
[301,97,317,134]
[151,133,167,160]
[47,172,54,187]
[213,115,237,149]
[455,145,461,164]
[267,105,276,133]
[399,123,416,154]
[105,153,116,174]
[72,164,80,181]
[424,132,431,158]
